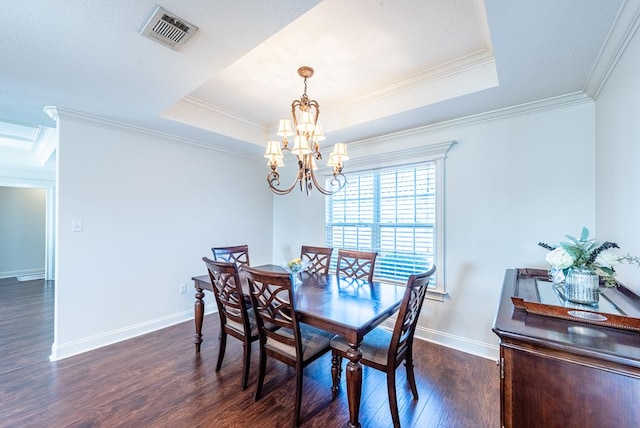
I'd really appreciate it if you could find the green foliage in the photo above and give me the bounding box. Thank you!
[538,226,639,287]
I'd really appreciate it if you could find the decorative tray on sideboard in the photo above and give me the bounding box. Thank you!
[511,268,640,332]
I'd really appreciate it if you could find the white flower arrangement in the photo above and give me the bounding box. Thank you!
[539,227,640,287]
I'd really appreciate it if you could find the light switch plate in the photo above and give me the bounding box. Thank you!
[71,219,83,232]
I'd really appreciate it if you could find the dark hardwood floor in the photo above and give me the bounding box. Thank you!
[0,277,499,427]
[0,276,55,376]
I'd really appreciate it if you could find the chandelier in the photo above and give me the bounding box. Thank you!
[264,66,349,196]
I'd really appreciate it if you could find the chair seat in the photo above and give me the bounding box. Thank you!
[226,310,259,337]
[227,312,280,338]
[330,327,391,366]
[266,325,333,361]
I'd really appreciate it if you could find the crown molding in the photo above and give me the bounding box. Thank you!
[42,89,592,166]
[161,96,267,145]
[323,53,498,135]
[345,140,456,173]
[331,50,495,111]
[347,91,592,149]
[44,107,257,161]
[584,0,640,99]
[176,96,265,131]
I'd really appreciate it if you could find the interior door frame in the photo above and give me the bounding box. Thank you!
[0,178,56,280]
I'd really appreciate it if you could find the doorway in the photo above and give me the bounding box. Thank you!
[0,182,55,280]
[0,181,55,366]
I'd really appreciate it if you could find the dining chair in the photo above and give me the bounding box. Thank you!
[336,249,378,282]
[212,244,250,268]
[243,266,334,427]
[330,265,437,428]
[202,256,257,390]
[300,245,333,275]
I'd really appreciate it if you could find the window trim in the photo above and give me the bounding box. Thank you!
[323,140,456,301]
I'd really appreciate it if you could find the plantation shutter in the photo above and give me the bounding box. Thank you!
[326,163,436,283]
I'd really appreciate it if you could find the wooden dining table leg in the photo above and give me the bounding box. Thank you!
[194,286,205,352]
[346,343,363,428]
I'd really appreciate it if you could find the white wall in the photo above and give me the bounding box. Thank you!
[427,103,595,357]
[52,111,273,359]
[0,186,46,277]
[274,101,596,359]
[272,179,326,263]
[595,26,640,294]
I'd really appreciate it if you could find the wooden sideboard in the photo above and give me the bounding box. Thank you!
[493,269,640,428]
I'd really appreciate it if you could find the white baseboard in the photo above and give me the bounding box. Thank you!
[380,319,500,361]
[0,267,45,279]
[413,325,499,361]
[17,273,45,281]
[49,309,199,361]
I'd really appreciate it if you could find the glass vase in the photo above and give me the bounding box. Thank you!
[549,267,565,283]
[564,267,599,306]
[289,270,302,285]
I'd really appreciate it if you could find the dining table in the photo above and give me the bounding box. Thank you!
[192,264,406,428]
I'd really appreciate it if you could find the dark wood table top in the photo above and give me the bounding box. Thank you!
[193,264,406,345]
[292,270,405,344]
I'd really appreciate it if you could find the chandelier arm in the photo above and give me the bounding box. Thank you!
[308,101,320,142]
[291,100,301,131]
[330,172,347,192]
[308,168,347,196]
[308,100,319,114]
[267,170,300,195]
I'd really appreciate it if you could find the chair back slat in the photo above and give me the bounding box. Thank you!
[212,245,250,268]
[389,265,436,364]
[243,267,301,359]
[301,245,333,275]
[336,249,378,282]
[202,257,250,331]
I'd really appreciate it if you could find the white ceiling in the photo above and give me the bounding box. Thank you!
[0,0,633,169]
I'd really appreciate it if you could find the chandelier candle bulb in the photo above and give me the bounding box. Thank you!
[264,140,283,158]
[297,111,315,132]
[277,119,294,137]
[267,156,284,167]
[265,66,349,196]
[332,143,350,160]
[291,135,311,156]
[312,125,325,142]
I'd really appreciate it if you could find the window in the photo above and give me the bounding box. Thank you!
[325,141,453,297]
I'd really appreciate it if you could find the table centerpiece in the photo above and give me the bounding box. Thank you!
[538,227,640,305]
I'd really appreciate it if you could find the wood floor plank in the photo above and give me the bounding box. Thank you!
[0,279,500,427]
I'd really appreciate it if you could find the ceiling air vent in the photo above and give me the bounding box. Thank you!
[140,6,198,50]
